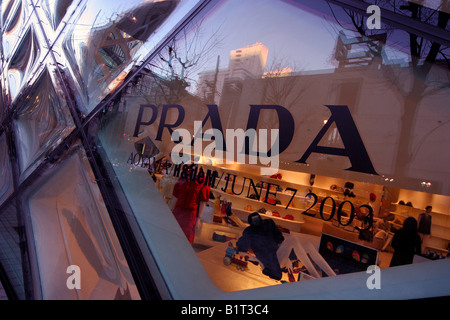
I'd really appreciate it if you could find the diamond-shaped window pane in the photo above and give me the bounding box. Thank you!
[62,0,180,114]
[2,0,27,59]
[13,70,75,179]
[41,0,74,31]
[7,27,41,102]
[26,147,140,299]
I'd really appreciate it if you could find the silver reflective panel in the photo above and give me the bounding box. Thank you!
[60,0,182,114]
[7,26,41,102]
[40,0,75,31]
[2,0,31,59]
[13,67,75,180]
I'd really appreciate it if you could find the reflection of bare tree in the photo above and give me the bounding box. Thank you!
[146,20,224,104]
[259,58,312,133]
[330,1,449,176]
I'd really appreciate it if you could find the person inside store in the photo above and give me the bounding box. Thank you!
[235,212,335,281]
[418,205,432,250]
[356,193,377,242]
[169,165,210,243]
[374,214,393,251]
[389,217,422,267]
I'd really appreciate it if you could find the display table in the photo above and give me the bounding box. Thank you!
[196,242,283,292]
[195,232,323,292]
[322,222,384,251]
[424,245,448,257]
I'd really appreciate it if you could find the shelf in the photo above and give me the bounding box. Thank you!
[211,188,305,221]
[204,164,373,206]
[388,212,450,243]
[209,186,305,233]
[392,203,449,217]
[232,207,304,225]
[200,164,450,244]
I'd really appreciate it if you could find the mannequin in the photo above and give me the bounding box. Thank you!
[236,212,335,281]
[418,206,432,250]
[170,169,210,243]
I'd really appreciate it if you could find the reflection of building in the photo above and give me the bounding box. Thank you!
[229,42,268,77]
[334,30,387,68]
[63,0,180,113]
[170,33,450,246]
[85,0,181,83]
[1,0,449,302]
[197,43,268,104]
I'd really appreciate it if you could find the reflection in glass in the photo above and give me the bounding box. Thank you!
[0,202,26,299]
[13,70,75,180]
[25,147,139,299]
[62,0,180,114]
[41,0,74,31]
[2,0,25,58]
[7,27,41,102]
[94,0,450,294]
[0,85,5,123]
[142,0,450,194]
[0,134,13,205]
[1,0,16,27]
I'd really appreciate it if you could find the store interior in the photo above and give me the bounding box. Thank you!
[153,158,450,292]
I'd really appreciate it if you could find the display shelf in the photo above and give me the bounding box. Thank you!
[210,171,308,213]
[389,204,450,248]
[232,207,304,233]
[205,165,375,198]
[392,203,450,218]
[205,164,374,204]
[210,187,305,233]
[204,164,376,233]
[194,220,244,248]
[391,204,450,230]
[207,164,370,211]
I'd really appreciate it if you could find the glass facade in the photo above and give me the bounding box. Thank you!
[0,0,449,300]
[22,142,139,299]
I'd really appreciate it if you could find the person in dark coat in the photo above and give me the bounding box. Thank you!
[236,212,285,280]
[418,206,432,251]
[390,217,421,267]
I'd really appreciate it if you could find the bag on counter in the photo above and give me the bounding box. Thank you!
[358,228,374,242]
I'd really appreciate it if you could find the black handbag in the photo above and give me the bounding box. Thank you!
[358,228,374,242]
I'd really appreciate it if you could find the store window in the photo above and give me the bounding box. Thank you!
[92,0,449,298]
[21,142,140,299]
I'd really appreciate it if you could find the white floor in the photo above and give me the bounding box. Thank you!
[195,228,397,293]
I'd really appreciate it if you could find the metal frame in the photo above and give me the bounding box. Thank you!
[325,0,450,47]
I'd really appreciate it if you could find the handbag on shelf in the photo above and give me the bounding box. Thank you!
[358,228,374,242]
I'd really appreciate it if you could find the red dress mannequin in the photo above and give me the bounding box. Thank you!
[171,177,210,243]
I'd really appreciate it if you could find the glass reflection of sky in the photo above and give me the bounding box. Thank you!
[198,0,339,72]
[69,0,445,100]
[154,0,420,96]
